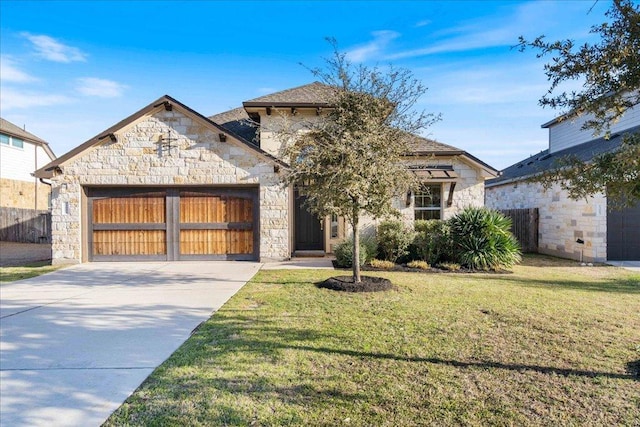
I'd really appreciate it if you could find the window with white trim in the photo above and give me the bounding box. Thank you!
[414,183,442,220]
[0,133,24,149]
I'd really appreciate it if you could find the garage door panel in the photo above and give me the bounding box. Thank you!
[93,230,167,256]
[180,193,225,223]
[93,193,166,224]
[180,229,226,255]
[607,201,640,261]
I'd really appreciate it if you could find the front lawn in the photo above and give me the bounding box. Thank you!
[0,261,61,284]
[105,255,640,426]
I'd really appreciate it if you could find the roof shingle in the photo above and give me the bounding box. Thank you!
[0,117,48,145]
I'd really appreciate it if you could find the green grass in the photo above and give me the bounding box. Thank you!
[0,261,61,283]
[105,255,640,426]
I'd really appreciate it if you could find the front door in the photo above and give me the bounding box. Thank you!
[294,190,324,251]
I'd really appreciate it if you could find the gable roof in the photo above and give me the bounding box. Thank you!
[211,82,498,177]
[486,125,640,187]
[0,117,56,159]
[243,82,334,107]
[209,107,258,145]
[34,95,285,179]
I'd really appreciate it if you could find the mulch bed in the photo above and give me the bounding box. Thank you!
[317,275,394,292]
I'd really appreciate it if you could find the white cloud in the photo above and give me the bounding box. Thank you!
[0,87,72,110]
[76,77,127,98]
[22,32,87,63]
[345,30,400,62]
[414,20,432,28]
[387,1,594,60]
[0,56,37,83]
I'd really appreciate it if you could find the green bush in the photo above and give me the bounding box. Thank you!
[449,207,522,270]
[411,220,452,264]
[334,237,369,268]
[377,220,415,262]
[360,234,378,262]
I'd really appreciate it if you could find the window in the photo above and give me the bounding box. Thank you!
[414,184,442,220]
[0,132,24,149]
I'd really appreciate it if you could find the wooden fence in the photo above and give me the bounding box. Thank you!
[0,207,51,243]
[499,208,539,253]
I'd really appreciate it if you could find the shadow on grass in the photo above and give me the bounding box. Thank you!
[182,313,640,384]
[282,345,638,381]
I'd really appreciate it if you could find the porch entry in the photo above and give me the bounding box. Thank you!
[294,188,324,251]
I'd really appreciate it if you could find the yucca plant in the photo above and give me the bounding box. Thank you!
[449,207,522,270]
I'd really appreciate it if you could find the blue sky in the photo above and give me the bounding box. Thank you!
[1,0,609,170]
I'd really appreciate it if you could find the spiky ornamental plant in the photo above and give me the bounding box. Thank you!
[276,40,439,282]
[449,207,522,271]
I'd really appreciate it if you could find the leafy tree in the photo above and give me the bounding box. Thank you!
[277,41,439,282]
[519,0,640,206]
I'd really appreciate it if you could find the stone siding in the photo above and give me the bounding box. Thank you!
[1,178,51,210]
[359,157,487,234]
[486,181,607,262]
[50,109,289,264]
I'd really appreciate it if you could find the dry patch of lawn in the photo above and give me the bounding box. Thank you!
[105,255,640,426]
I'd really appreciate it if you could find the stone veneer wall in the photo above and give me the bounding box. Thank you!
[0,178,51,210]
[359,157,487,233]
[50,109,289,264]
[485,181,607,262]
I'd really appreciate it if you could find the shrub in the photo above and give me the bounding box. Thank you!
[407,260,430,270]
[411,220,452,264]
[370,259,396,269]
[377,220,416,262]
[360,234,379,262]
[334,237,368,268]
[438,262,461,271]
[449,207,522,270]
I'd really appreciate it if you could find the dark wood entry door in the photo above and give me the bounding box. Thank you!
[294,190,324,251]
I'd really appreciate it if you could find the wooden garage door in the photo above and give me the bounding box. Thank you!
[179,190,256,260]
[88,188,258,261]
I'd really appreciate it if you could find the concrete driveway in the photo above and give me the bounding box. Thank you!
[0,261,261,427]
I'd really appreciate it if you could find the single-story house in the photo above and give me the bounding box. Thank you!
[486,104,640,262]
[1,117,56,210]
[36,83,498,264]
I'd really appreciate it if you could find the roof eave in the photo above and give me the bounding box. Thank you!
[243,102,332,108]
[34,94,288,179]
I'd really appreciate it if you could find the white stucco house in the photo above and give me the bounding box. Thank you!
[1,118,56,210]
[35,83,498,264]
[486,105,640,262]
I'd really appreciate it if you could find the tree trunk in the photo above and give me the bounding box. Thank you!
[352,213,361,283]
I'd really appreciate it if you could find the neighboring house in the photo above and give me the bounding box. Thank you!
[0,118,56,210]
[486,105,640,262]
[35,83,498,264]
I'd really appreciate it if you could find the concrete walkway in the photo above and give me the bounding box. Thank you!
[607,260,640,272]
[0,261,261,427]
[260,257,335,270]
